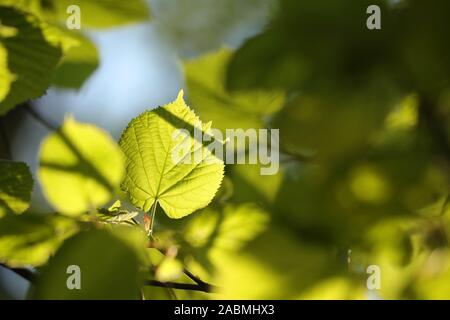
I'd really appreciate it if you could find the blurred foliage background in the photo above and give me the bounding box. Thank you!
[0,0,449,299]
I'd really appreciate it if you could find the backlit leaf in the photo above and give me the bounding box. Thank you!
[38,117,125,216]
[119,90,224,219]
[0,213,78,267]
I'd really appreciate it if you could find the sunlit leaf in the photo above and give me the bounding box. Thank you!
[184,203,269,251]
[0,213,78,267]
[212,228,340,299]
[38,117,125,216]
[0,43,14,102]
[155,257,183,282]
[119,90,224,219]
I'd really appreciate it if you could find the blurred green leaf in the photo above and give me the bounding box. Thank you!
[119,90,224,218]
[0,5,61,114]
[155,256,183,282]
[273,146,447,245]
[38,117,125,216]
[184,203,269,252]
[227,0,450,98]
[274,93,395,161]
[0,160,33,218]
[185,48,285,135]
[30,228,145,299]
[0,43,14,102]
[0,213,78,267]
[212,228,341,299]
[51,0,150,29]
[51,30,98,89]
[226,0,396,93]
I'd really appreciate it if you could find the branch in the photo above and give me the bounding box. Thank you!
[147,240,220,292]
[0,117,12,159]
[0,262,217,293]
[144,280,217,293]
[22,103,58,131]
[183,268,209,287]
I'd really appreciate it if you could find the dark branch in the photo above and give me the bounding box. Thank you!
[22,103,58,131]
[147,240,220,292]
[144,280,218,293]
[183,268,208,286]
[0,262,217,293]
[0,117,12,159]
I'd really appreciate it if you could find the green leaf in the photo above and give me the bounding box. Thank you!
[155,257,183,282]
[51,31,98,89]
[0,43,14,102]
[0,213,78,267]
[184,203,269,251]
[0,160,33,218]
[184,48,285,134]
[0,6,61,115]
[225,0,395,93]
[51,0,150,29]
[119,90,224,219]
[30,228,145,299]
[38,117,125,217]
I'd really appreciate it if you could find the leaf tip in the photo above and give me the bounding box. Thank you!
[176,89,185,102]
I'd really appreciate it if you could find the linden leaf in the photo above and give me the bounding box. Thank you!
[119,90,224,219]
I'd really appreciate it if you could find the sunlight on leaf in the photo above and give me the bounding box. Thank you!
[0,43,15,102]
[0,214,78,267]
[184,203,269,252]
[155,257,183,282]
[38,117,125,216]
[119,90,224,219]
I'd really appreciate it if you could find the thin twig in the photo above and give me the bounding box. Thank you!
[0,262,216,293]
[183,268,208,286]
[0,263,35,282]
[148,201,157,236]
[22,103,58,131]
[144,280,217,293]
[0,117,12,159]
[147,240,220,292]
